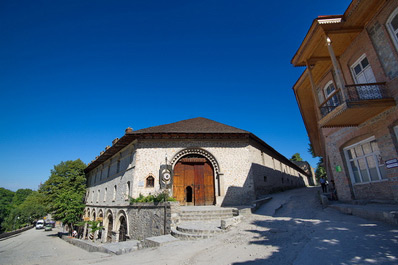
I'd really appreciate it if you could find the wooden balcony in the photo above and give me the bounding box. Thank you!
[319,82,396,128]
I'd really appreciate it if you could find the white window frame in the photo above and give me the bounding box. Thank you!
[350,54,376,84]
[386,7,398,52]
[323,80,339,106]
[344,137,386,184]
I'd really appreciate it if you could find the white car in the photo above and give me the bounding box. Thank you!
[36,220,44,229]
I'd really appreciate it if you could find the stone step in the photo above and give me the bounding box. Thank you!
[176,221,224,235]
[180,211,234,216]
[180,215,233,221]
[171,228,214,240]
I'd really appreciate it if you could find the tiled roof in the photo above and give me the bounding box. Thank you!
[131,117,249,134]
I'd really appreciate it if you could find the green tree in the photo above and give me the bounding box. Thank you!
[308,143,327,181]
[290,153,303,162]
[39,159,87,234]
[1,191,47,232]
[0,188,15,233]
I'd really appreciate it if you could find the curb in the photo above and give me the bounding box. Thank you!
[329,204,398,225]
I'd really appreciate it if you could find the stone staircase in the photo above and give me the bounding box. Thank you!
[171,206,239,240]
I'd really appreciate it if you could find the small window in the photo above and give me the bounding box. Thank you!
[104,188,107,202]
[263,176,267,182]
[113,185,117,201]
[97,190,100,203]
[125,181,131,200]
[146,175,154,188]
[91,191,94,203]
[387,7,398,51]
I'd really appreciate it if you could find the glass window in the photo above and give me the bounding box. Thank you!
[344,137,385,184]
[387,7,398,51]
[146,176,154,188]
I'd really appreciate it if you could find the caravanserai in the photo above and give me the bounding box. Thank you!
[84,117,310,242]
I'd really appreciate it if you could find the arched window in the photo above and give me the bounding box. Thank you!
[324,81,339,106]
[146,175,154,188]
[125,181,131,200]
[387,7,398,51]
[113,185,117,201]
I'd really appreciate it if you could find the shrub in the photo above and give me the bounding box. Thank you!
[130,191,176,204]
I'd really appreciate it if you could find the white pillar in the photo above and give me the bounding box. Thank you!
[326,36,346,102]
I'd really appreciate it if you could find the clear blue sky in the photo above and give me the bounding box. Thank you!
[0,0,349,191]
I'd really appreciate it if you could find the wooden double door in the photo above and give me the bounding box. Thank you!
[173,157,215,206]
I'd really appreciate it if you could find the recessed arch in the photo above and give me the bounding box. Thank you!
[173,153,216,206]
[171,148,220,175]
[115,210,128,242]
[104,210,114,243]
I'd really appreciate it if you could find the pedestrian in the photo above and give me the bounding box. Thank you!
[320,176,327,193]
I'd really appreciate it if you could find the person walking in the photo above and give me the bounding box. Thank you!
[320,176,327,193]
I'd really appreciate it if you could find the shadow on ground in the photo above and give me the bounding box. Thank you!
[232,191,398,265]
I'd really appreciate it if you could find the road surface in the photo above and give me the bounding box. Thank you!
[1,187,397,264]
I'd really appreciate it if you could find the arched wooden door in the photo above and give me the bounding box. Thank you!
[173,156,215,206]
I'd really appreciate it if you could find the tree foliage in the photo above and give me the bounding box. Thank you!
[39,159,87,233]
[290,153,303,162]
[0,188,15,233]
[1,191,46,232]
[307,143,327,181]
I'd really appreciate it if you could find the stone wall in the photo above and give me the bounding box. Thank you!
[127,202,178,240]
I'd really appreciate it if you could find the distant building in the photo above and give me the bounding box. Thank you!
[292,0,398,202]
[84,117,309,242]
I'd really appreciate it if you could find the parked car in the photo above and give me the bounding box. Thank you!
[35,220,44,229]
[44,224,52,231]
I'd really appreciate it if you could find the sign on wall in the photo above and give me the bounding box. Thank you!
[386,158,398,169]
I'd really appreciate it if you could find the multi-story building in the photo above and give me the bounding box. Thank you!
[292,0,398,202]
[84,117,310,242]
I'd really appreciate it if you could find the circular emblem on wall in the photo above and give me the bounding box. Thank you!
[161,169,171,184]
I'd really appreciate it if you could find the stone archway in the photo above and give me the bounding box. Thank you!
[173,154,215,206]
[98,210,104,241]
[118,216,127,242]
[105,211,114,243]
[116,210,128,242]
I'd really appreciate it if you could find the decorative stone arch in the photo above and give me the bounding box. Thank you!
[115,210,128,242]
[171,148,222,203]
[91,209,96,221]
[104,209,114,243]
[171,148,220,175]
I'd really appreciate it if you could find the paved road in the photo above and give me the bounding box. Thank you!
[0,227,109,265]
[1,187,397,265]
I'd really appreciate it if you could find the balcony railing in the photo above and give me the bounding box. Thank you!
[319,82,388,117]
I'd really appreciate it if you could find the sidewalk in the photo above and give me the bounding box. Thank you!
[329,202,398,225]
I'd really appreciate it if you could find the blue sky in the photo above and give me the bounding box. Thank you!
[0,0,349,191]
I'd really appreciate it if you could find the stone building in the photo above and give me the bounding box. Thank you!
[83,117,309,242]
[291,0,398,202]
